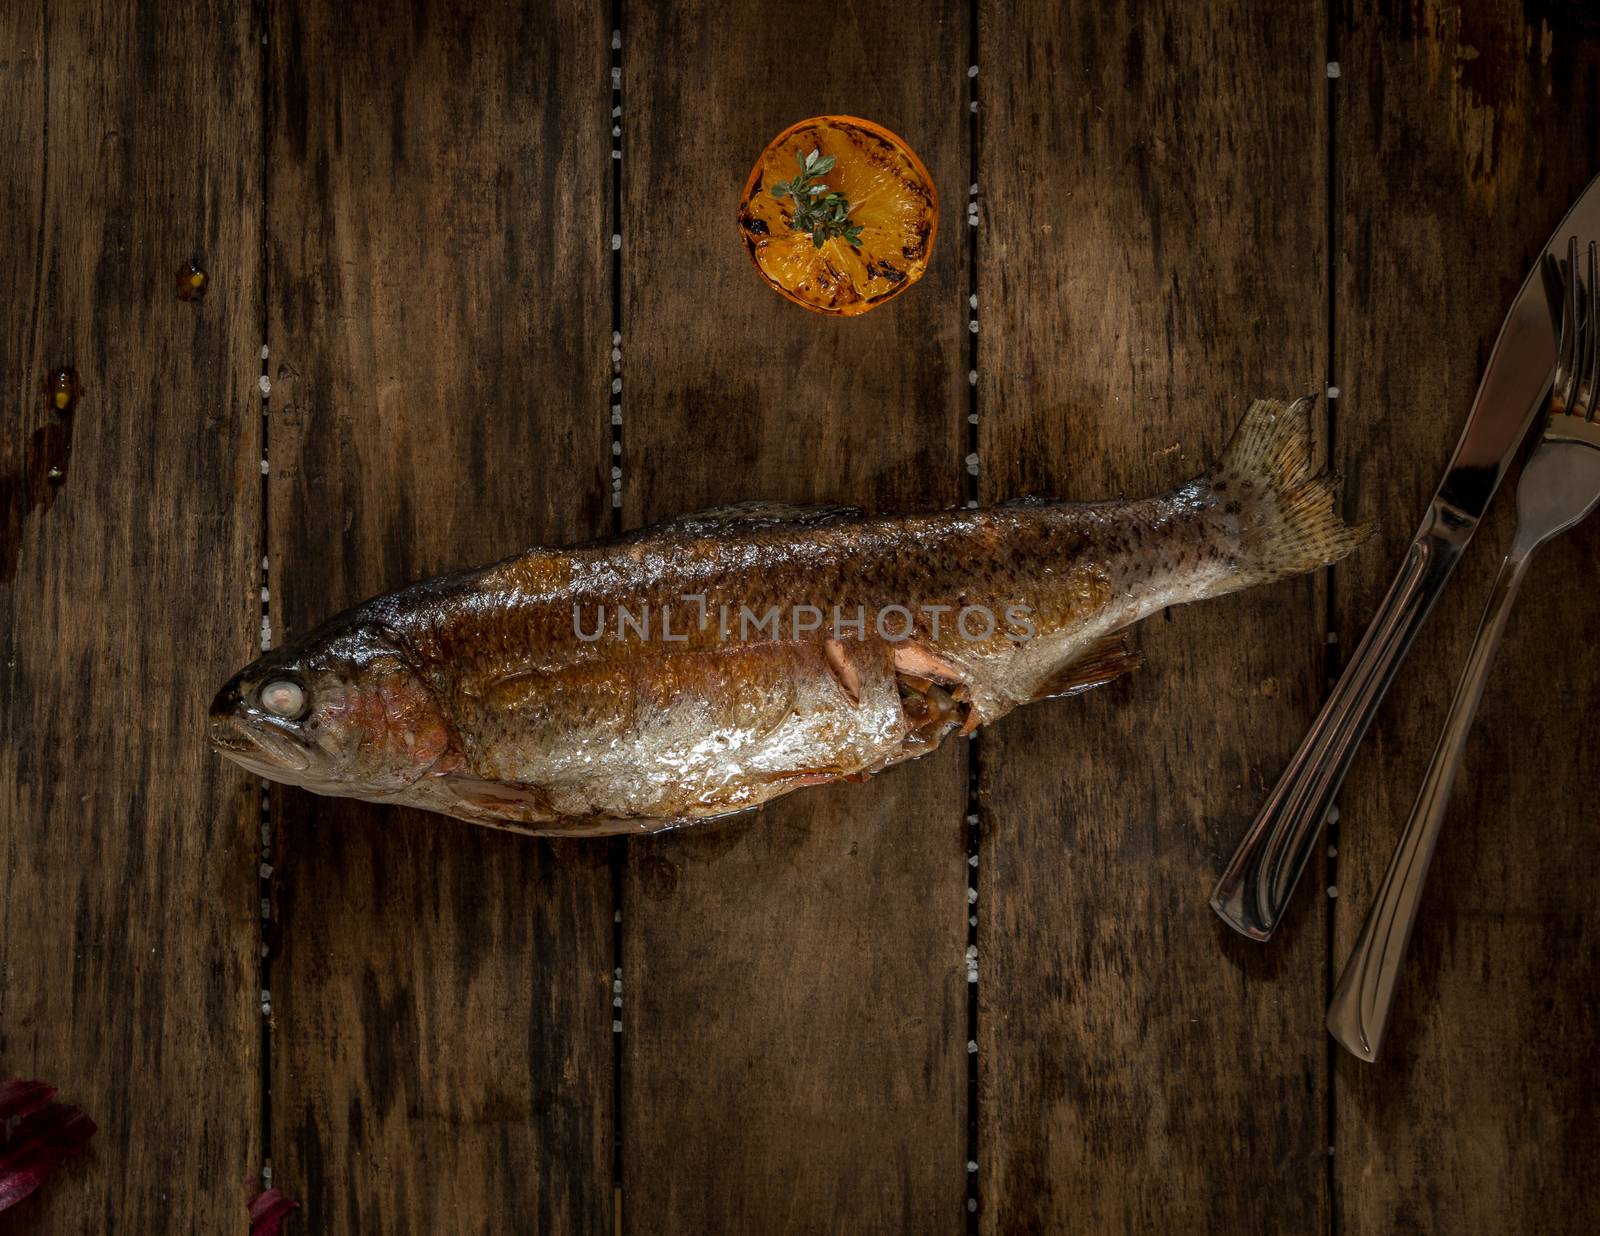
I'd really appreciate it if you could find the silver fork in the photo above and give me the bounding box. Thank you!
[1327,237,1600,1061]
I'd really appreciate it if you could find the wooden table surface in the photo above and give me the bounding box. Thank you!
[3,1,1597,1231]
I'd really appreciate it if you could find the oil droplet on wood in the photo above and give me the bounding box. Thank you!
[177,259,208,301]
[46,367,79,415]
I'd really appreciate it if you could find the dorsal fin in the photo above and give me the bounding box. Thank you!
[659,500,862,532]
[597,500,864,546]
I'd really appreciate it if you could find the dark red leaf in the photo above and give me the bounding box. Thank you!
[248,1186,301,1234]
[0,1082,96,1214]
[0,1081,55,1122]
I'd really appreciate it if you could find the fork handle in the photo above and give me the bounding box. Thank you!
[1326,548,1531,1060]
[1210,506,1472,940]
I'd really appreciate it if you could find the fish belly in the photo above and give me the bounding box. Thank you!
[464,637,908,821]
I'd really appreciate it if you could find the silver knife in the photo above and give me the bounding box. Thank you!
[1211,170,1600,941]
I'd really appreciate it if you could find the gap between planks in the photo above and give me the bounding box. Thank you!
[608,8,626,1235]
[1322,16,1342,1235]
[964,6,983,1229]
[255,0,276,1197]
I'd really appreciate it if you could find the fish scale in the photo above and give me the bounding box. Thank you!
[210,396,1370,835]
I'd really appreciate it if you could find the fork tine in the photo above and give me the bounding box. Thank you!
[1585,241,1599,421]
[1558,237,1581,413]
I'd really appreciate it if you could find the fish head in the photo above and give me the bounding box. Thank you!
[208,615,457,797]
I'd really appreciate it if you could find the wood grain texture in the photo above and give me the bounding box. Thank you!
[618,2,969,1230]
[0,0,261,1230]
[1332,2,1600,1230]
[2,1,1598,1230]
[975,2,1334,1231]
[265,2,613,1231]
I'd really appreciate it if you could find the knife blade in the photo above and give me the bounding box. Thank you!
[1211,169,1600,942]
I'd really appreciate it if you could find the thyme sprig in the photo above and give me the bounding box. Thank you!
[769,147,865,249]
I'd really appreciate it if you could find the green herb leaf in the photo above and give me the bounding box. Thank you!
[773,149,862,247]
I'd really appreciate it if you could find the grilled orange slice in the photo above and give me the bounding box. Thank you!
[738,116,937,317]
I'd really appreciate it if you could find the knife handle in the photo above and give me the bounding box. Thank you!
[1210,507,1470,940]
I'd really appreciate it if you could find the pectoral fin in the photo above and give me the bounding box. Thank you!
[439,774,557,822]
[1028,633,1143,702]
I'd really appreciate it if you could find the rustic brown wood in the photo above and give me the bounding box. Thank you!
[0,0,261,1230]
[1333,2,1600,1229]
[976,2,1334,1230]
[617,2,970,1230]
[264,2,614,1231]
[4,1,1600,1229]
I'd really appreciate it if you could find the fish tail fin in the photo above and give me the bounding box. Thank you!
[1202,395,1372,595]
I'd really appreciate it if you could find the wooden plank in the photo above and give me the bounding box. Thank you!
[265,2,614,1230]
[976,2,1332,1230]
[1333,3,1600,1229]
[0,0,261,1230]
[618,2,970,1229]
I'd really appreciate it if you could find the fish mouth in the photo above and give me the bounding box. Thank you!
[207,714,312,775]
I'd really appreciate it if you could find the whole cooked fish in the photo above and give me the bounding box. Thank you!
[209,397,1369,835]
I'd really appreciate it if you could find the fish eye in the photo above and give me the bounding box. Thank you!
[258,678,308,719]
